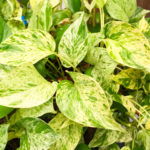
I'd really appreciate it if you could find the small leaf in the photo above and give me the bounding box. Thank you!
[56,72,124,131]
[89,129,132,148]
[10,117,59,150]
[49,113,82,150]
[58,13,87,68]
[0,29,55,66]
[112,68,145,90]
[0,63,57,108]
[0,106,14,119]
[0,16,12,43]
[0,124,9,150]
[29,0,52,32]
[105,0,137,22]
[104,21,150,72]
[9,99,56,124]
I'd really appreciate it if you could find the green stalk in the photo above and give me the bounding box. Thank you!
[92,7,96,27]
[100,8,104,30]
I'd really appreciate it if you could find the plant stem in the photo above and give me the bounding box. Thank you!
[56,57,65,78]
[92,7,96,27]
[100,8,104,30]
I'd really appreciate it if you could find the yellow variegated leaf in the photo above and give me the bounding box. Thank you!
[56,72,124,131]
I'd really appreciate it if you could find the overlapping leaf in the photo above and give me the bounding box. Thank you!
[29,0,52,32]
[0,63,57,108]
[0,106,14,119]
[0,29,55,66]
[56,72,123,131]
[104,21,150,72]
[49,113,82,150]
[105,0,137,22]
[10,117,59,150]
[0,124,9,150]
[58,13,87,68]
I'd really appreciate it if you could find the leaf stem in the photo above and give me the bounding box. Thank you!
[92,7,96,27]
[100,8,104,30]
[56,57,65,78]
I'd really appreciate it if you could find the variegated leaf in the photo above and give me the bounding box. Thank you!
[29,0,52,32]
[58,13,87,68]
[0,16,12,43]
[112,68,145,90]
[0,29,55,66]
[49,113,82,150]
[104,21,150,72]
[9,99,56,124]
[99,143,120,150]
[56,72,124,131]
[10,117,59,150]
[0,124,9,150]
[89,129,132,148]
[0,63,57,108]
[105,0,137,22]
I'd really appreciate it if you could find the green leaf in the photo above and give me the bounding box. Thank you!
[83,0,96,13]
[58,13,87,68]
[121,146,131,150]
[129,7,150,23]
[0,63,57,108]
[95,0,107,9]
[56,72,124,131]
[10,117,59,150]
[104,21,150,72]
[0,124,9,150]
[0,29,55,66]
[0,106,14,119]
[105,0,137,22]
[9,99,56,124]
[76,144,91,150]
[0,0,21,21]
[63,0,81,13]
[99,143,120,150]
[89,129,132,148]
[137,129,150,150]
[49,113,82,150]
[0,16,12,43]
[112,68,145,90]
[29,0,52,32]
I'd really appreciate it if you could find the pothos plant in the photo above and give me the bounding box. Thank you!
[0,0,150,149]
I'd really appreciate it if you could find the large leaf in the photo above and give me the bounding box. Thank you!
[0,124,9,150]
[0,106,14,119]
[104,21,150,72]
[63,0,81,13]
[0,29,55,66]
[105,0,137,22]
[9,99,56,124]
[10,117,59,150]
[49,113,82,150]
[0,63,57,108]
[58,13,87,68]
[89,129,132,148]
[0,16,12,43]
[29,0,52,32]
[56,72,123,131]
[112,68,145,90]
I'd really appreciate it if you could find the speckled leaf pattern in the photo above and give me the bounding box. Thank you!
[9,99,56,124]
[58,13,87,68]
[89,129,132,148]
[0,16,12,43]
[29,0,52,32]
[0,29,55,66]
[11,117,59,150]
[99,143,120,150]
[104,21,150,72]
[0,124,9,150]
[56,72,123,131]
[112,68,145,90]
[0,63,57,108]
[49,113,82,150]
[95,0,107,9]
[105,0,136,21]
